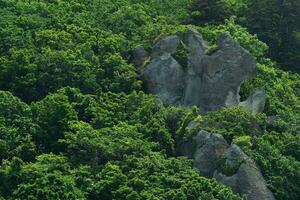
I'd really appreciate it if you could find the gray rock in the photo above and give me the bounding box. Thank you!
[184,31,256,112]
[221,144,248,169]
[213,172,239,193]
[151,35,180,58]
[237,162,275,200]
[139,31,273,198]
[140,54,185,104]
[240,88,267,114]
[132,45,149,68]
[140,29,258,113]
[179,131,275,200]
[214,145,275,200]
[179,131,229,177]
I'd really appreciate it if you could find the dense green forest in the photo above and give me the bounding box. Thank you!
[0,0,299,199]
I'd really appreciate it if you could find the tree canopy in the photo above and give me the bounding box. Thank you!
[0,0,299,200]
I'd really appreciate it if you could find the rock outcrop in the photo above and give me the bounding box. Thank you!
[136,29,264,113]
[184,30,256,112]
[179,130,275,200]
[179,131,229,177]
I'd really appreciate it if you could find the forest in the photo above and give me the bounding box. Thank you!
[0,0,299,199]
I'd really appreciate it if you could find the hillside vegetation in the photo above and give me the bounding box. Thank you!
[0,0,299,200]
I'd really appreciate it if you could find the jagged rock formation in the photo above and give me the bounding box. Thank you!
[135,29,265,113]
[179,130,275,200]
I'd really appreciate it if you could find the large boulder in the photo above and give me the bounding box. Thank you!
[137,29,260,113]
[184,31,256,112]
[179,131,275,200]
[151,35,180,58]
[139,35,185,104]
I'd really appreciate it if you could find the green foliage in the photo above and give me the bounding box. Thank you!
[12,154,86,200]
[0,157,24,198]
[31,92,77,152]
[232,136,252,149]
[188,0,233,24]
[0,0,299,199]
[202,107,267,142]
[246,132,300,200]
[60,121,157,167]
[241,63,300,134]
[92,153,243,200]
[0,91,36,161]
[0,0,142,102]
[242,0,300,71]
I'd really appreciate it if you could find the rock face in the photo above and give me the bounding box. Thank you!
[151,35,180,58]
[214,145,275,200]
[140,54,185,104]
[136,29,273,199]
[184,30,256,112]
[179,131,275,200]
[139,35,186,104]
[137,29,260,113]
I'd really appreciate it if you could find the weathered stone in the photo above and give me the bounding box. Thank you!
[179,131,229,177]
[140,29,258,113]
[240,88,267,114]
[214,145,276,200]
[179,131,275,200]
[132,45,149,68]
[184,31,256,112]
[137,29,273,199]
[140,54,185,104]
[151,35,180,58]
[237,162,275,200]
[213,172,239,193]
